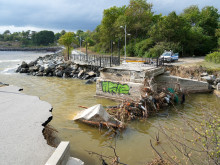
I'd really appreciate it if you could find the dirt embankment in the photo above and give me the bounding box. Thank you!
[165,65,220,80]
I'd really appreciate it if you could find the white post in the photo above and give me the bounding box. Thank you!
[80,36,82,53]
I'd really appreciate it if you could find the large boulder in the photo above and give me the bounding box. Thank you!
[85,79,94,84]
[56,71,63,77]
[20,68,29,73]
[36,72,43,76]
[63,67,73,77]
[201,75,216,84]
[214,78,220,85]
[29,66,38,72]
[48,63,56,70]
[39,66,45,72]
[59,63,67,70]
[16,66,21,73]
[21,61,29,68]
[28,61,37,67]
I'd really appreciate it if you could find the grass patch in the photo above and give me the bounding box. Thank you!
[205,51,220,64]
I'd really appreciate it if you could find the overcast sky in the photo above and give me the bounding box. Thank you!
[0,0,219,33]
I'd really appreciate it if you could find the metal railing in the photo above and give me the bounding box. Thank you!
[72,54,120,68]
[72,53,165,68]
[140,57,165,67]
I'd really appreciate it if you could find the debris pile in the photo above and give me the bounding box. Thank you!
[107,80,183,121]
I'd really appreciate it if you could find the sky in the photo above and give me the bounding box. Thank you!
[0,0,219,33]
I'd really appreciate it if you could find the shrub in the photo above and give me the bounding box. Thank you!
[205,51,220,63]
[134,38,154,57]
[145,42,181,57]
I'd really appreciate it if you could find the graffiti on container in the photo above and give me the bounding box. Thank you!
[101,81,130,95]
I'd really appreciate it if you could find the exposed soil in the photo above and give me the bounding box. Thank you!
[42,125,60,148]
[165,65,220,80]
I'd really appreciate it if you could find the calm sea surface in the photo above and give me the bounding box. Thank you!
[0,51,219,164]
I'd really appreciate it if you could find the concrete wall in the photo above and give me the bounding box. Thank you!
[96,66,164,100]
[45,142,70,165]
[96,78,143,100]
[45,141,84,165]
[100,68,144,83]
[155,75,211,93]
[100,67,164,83]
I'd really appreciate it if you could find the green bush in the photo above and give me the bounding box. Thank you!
[145,42,181,57]
[126,43,135,57]
[205,51,220,63]
[145,44,164,57]
[134,38,154,57]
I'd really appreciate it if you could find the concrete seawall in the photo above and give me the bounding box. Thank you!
[155,75,211,93]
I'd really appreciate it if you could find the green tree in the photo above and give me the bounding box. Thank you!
[58,32,75,60]
[3,30,11,35]
[125,0,153,39]
[199,6,219,36]
[60,30,66,35]
[33,30,55,46]
[181,5,200,26]
[55,33,62,41]
[99,5,126,52]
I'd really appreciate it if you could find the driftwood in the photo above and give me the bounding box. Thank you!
[81,120,124,129]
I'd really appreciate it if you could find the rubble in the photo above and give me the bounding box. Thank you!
[106,79,184,122]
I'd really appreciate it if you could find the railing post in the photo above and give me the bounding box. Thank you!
[110,56,112,67]
[156,57,158,67]
[100,56,101,67]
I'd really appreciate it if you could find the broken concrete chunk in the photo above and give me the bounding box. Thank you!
[200,72,208,77]
[87,71,96,76]
[78,70,84,78]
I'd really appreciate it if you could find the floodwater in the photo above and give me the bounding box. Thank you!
[0,51,219,165]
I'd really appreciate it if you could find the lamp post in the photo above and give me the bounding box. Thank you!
[120,25,130,63]
[76,36,82,52]
[118,38,120,65]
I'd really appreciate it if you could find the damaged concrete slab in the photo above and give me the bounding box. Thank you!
[96,63,164,100]
[96,62,212,100]
[0,85,55,165]
[155,75,212,93]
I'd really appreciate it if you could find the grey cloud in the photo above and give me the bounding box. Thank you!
[0,0,219,32]
[0,0,130,31]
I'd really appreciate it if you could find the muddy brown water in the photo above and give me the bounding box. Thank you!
[0,51,219,164]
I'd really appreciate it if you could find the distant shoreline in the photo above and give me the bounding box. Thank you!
[0,46,62,52]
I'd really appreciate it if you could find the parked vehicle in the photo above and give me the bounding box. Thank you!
[159,51,179,62]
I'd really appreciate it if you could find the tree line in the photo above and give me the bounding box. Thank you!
[0,30,67,46]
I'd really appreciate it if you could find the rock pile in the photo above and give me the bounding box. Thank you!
[16,52,99,84]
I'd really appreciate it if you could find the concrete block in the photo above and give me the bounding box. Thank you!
[45,141,70,165]
[155,75,211,93]
[96,78,143,100]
